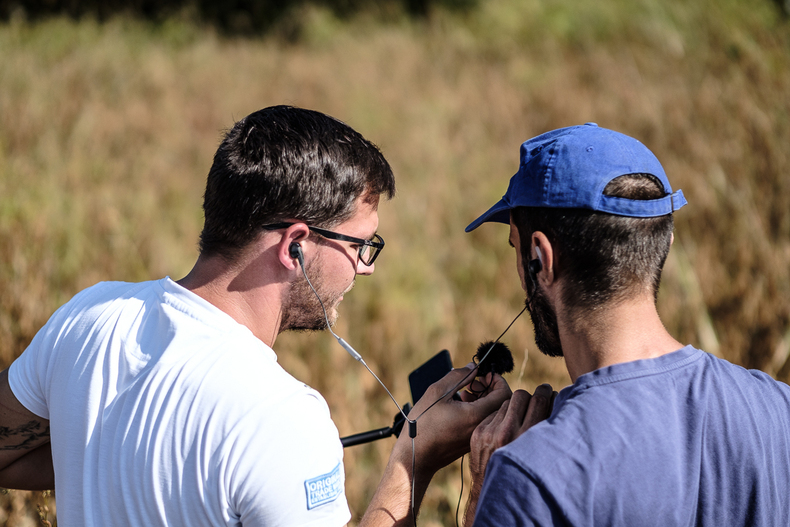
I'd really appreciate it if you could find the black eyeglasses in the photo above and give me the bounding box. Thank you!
[262,222,385,266]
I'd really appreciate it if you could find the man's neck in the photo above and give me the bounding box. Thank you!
[177,253,285,347]
[558,296,684,383]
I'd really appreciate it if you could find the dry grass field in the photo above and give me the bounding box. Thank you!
[1,0,789,524]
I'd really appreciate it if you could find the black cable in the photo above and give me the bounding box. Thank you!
[413,304,528,422]
[455,454,465,527]
[411,436,417,527]
[297,249,527,526]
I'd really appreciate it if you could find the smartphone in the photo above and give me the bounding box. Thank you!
[408,349,454,404]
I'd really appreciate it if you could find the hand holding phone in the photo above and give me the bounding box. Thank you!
[408,349,454,404]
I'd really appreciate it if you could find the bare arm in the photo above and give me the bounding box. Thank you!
[463,384,555,526]
[359,364,512,527]
[0,368,54,490]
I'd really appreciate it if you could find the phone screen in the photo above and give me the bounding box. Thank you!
[408,349,454,404]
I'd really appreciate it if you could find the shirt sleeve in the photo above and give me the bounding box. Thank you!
[226,387,351,527]
[473,452,566,527]
[7,311,63,419]
[7,282,114,419]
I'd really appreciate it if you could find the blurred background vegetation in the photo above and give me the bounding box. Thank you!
[1,0,789,524]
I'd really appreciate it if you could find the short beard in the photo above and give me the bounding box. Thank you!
[280,261,343,333]
[526,282,564,358]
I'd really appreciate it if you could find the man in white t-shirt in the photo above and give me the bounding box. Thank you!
[0,106,516,526]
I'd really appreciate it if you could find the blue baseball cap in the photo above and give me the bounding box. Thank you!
[465,123,687,232]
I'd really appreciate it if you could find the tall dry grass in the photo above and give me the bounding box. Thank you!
[1,0,789,524]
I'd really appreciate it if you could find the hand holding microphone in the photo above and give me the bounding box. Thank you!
[396,363,513,477]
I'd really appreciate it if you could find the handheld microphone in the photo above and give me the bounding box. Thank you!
[474,341,514,376]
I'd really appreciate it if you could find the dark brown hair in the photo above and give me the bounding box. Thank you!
[199,105,395,260]
[512,174,674,311]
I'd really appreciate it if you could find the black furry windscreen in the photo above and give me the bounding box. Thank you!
[474,341,514,376]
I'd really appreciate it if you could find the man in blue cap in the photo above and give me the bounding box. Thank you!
[463,123,790,526]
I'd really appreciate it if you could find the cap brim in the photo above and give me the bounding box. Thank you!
[465,199,512,232]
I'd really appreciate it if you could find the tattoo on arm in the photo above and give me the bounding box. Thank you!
[0,421,50,451]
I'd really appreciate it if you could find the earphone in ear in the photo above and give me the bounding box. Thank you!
[528,246,543,279]
[289,242,303,263]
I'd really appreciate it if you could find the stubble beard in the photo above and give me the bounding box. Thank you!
[280,261,349,333]
[527,282,564,358]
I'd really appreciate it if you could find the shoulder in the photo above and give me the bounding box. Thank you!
[703,351,790,391]
[33,280,165,339]
[186,335,337,444]
[60,280,159,310]
[487,348,711,483]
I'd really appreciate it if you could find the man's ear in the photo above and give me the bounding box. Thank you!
[276,224,310,270]
[531,231,555,286]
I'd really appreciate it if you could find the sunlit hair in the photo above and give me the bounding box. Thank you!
[199,105,395,260]
[512,173,674,311]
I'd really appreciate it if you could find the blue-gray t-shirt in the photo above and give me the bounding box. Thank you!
[474,346,790,526]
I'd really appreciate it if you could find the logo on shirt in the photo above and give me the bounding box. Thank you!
[305,463,343,510]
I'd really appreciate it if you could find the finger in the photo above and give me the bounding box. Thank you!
[478,373,502,397]
[459,390,478,403]
[491,397,513,425]
[467,375,512,418]
[520,383,553,434]
[471,402,509,474]
[461,378,511,403]
[438,363,480,393]
[504,389,531,423]
[482,399,508,427]
[473,393,528,453]
[498,390,531,442]
[483,398,510,430]
[469,374,500,398]
[474,373,511,398]
[468,376,489,394]
[472,399,510,443]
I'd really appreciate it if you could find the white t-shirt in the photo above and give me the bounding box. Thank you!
[9,278,351,526]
